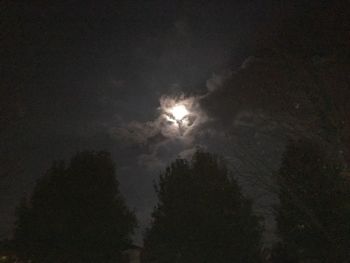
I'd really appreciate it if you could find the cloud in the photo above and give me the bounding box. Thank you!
[111,52,342,179]
[109,93,210,173]
[111,53,308,174]
[206,70,233,92]
[111,120,160,145]
[113,93,207,140]
[200,53,327,137]
[137,153,165,171]
[178,146,205,160]
[109,51,350,246]
[159,94,208,137]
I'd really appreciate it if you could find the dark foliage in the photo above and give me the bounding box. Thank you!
[13,151,137,263]
[142,151,262,263]
[275,139,350,262]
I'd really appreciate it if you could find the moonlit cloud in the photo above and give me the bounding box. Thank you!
[205,70,233,92]
[158,94,208,138]
[109,92,211,177]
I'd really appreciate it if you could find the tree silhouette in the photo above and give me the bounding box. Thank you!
[142,151,262,263]
[275,139,350,262]
[13,151,137,263]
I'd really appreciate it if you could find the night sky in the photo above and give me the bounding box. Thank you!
[1,0,349,244]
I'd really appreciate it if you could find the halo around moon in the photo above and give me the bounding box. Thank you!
[158,95,207,138]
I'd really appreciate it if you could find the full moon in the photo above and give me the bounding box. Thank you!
[171,104,189,121]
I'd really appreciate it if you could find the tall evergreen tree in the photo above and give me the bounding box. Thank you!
[275,139,350,262]
[13,151,137,263]
[142,151,262,263]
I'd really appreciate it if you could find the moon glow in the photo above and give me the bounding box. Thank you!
[170,105,189,121]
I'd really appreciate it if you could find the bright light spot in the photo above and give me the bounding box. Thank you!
[171,104,188,121]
